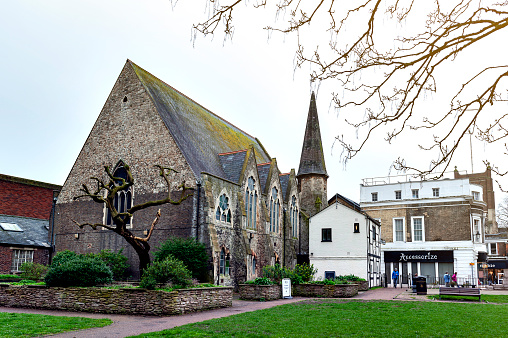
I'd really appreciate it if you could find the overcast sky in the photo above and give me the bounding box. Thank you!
[1,1,506,203]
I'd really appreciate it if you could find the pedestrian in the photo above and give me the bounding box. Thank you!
[444,271,451,287]
[392,268,399,288]
[451,271,457,287]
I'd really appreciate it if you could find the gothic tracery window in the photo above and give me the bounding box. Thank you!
[270,187,280,233]
[105,164,132,227]
[220,248,230,275]
[290,195,298,238]
[245,177,257,229]
[216,193,231,223]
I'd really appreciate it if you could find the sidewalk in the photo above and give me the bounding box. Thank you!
[2,287,506,337]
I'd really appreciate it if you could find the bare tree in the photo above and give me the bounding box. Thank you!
[73,164,193,274]
[181,0,508,180]
[497,196,508,228]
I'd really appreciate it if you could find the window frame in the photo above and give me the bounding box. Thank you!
[489,243,498,255]
[216,193,232,224]
[395,190,402,200]
[354,222,360,233]
[321,228,332,242]
[11,249,34,272]
[371,192,378,202]
[411,216,425,242]
[393,218,405,242]
[412,189,419,199]
[104,164,133,229]
[472,191,480,201]
[432,188,440,197]
[245,177,257,230]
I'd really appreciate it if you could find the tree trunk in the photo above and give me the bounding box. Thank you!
[121,231,151,277]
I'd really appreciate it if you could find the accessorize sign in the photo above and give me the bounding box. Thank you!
[384,250,453,263]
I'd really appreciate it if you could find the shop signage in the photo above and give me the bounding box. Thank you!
[282,278,292,299]
[480,261,507,269]
[384,250,453,263]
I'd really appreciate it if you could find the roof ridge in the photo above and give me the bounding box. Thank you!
[218,149,248,156]
[128,60,257,140]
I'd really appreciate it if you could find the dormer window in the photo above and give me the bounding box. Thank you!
[395,191,402,200]
[371,192,378,202]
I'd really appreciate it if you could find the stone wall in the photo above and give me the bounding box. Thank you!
[238,284,281,300]
[293,283,359,298]
[0,285,232,316]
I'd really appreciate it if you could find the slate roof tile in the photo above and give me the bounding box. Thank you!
[257,163,271,192]
[129,61,271,180]
[0,215,50,248]
[218,150,248,184]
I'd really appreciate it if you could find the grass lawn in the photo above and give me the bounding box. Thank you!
[0,312,112,338]
[130,300,508,337]
[427,294,508,303]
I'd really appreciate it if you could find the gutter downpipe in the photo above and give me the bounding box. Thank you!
[49,194,57,265]
[195,179,201,242]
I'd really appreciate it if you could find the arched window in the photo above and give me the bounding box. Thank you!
[216,193,231,224]
[220,248,230,275]
[270,187,279,233]
[290,195,298,238]
[106,164,133,227]
[245,177,257,229]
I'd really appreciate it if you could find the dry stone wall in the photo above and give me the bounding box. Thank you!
[0,285,232,316]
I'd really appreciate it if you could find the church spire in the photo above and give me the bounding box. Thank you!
[297,92,328,178]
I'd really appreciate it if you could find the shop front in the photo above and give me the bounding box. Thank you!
[478,260,506,285]
[384,250,454,286]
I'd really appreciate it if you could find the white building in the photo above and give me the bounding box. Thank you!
[360,170,489,287]
[309,194,382,287]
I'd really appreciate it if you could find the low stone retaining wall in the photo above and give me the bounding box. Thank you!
[293,283,359,298]
[0,284,233,316]
[350,280,369,291]
[238,284,281,300]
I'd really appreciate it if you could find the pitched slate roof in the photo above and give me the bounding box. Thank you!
[257,163,271,192]
[279,173,290,200]
[328,193,361,211]
[0,215,50,248]
[218,150,248,183]
[130,61,271,180]
[297,92,328,177]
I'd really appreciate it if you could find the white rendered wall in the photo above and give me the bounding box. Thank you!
[360,178,483,205]
[309,203,369,279]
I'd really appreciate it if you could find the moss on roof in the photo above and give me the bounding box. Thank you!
[129,61,270,178]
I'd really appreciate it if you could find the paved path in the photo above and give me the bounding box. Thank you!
[2,287,505,337]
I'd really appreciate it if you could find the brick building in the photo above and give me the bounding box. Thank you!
[0,174,61,274]
[360,169,490,286]
[54,60,322,284]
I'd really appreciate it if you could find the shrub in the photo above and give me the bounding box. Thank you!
[294,263,317,282]
[51,250,79,266]
[247,277,274,285]
[45,256,113,287]
[89,249,129,281]
[154,237,209,281]
[262,263,316,284]
[20,262,48,280]
[140,255,192,290]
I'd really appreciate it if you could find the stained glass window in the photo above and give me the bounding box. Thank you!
[216,193,231,224]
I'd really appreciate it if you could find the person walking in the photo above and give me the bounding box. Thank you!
[392,268,399,288]
[451,272,457,287]
[444,271,451,287]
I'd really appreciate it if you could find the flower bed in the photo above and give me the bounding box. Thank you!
[293,283,359,298]
[0,284,232,316]
[238,284,281,300]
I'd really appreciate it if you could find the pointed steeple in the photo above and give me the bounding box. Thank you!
[297,92,328,178]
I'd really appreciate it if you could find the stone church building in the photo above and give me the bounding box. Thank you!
[54,60,328,285]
